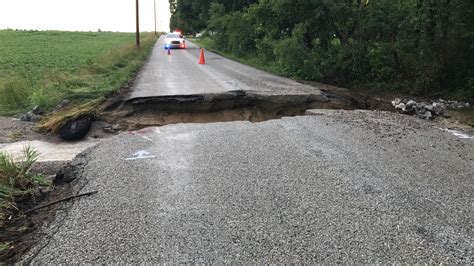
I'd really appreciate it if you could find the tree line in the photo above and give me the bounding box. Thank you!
[170,0,473,100]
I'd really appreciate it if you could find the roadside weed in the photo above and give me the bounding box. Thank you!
[0,146,46,226]
[0,242,11,252]
[28,85,50,108]
[0,75,31,115]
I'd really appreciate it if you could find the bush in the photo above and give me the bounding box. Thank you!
[193,0,474,101]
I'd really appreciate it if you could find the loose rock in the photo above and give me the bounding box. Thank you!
[19,112,32,122]
[424,111,433,120]
[392,98,402,106]
[20,109,44,122]
[406,100,416,108]
[54,99,71,111]
[103,123,123,134]
[54,155,87,184]
[395,103,406,112]
[31,105,44,115]
[391,98,470,120]
[59,116,92,141]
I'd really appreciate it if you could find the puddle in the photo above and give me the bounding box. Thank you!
[0,140,98,162]
[442,128,474,139]
[445,107,474,127]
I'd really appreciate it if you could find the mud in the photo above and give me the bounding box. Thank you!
[445,107,474,129]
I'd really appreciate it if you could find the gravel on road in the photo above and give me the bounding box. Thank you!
[26,110,473,264]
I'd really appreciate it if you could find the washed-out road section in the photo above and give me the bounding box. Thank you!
[26,110,473,263]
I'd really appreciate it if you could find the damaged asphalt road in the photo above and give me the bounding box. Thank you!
[26,110,473,263]
[128,37,329,100]
[124,37,358,112]
[101,38,360,130]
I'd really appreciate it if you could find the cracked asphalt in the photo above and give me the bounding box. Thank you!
[27,110,473,263]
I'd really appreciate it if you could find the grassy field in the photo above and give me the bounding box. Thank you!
[0,30,157,116]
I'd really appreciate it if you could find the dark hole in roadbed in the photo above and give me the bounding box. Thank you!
[100,90,364,131]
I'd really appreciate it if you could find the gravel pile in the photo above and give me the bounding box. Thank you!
[392,98,470,119]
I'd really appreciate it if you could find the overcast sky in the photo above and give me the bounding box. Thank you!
[0,0,171,32]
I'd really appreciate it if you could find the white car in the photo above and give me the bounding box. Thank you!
[172,31,184,38]
[164,33,186,49]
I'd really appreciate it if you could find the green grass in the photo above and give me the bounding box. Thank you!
[0,146,46,226]
[0,242,11,252]
[0,30,157,116]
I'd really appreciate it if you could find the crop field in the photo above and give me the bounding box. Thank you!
[0,30,156,116]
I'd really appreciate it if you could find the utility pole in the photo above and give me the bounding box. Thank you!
[136,0,140,48]
[154,0,157,36]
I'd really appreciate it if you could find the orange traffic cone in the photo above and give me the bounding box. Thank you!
[167,47,171,55]
[198,48,205,64]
